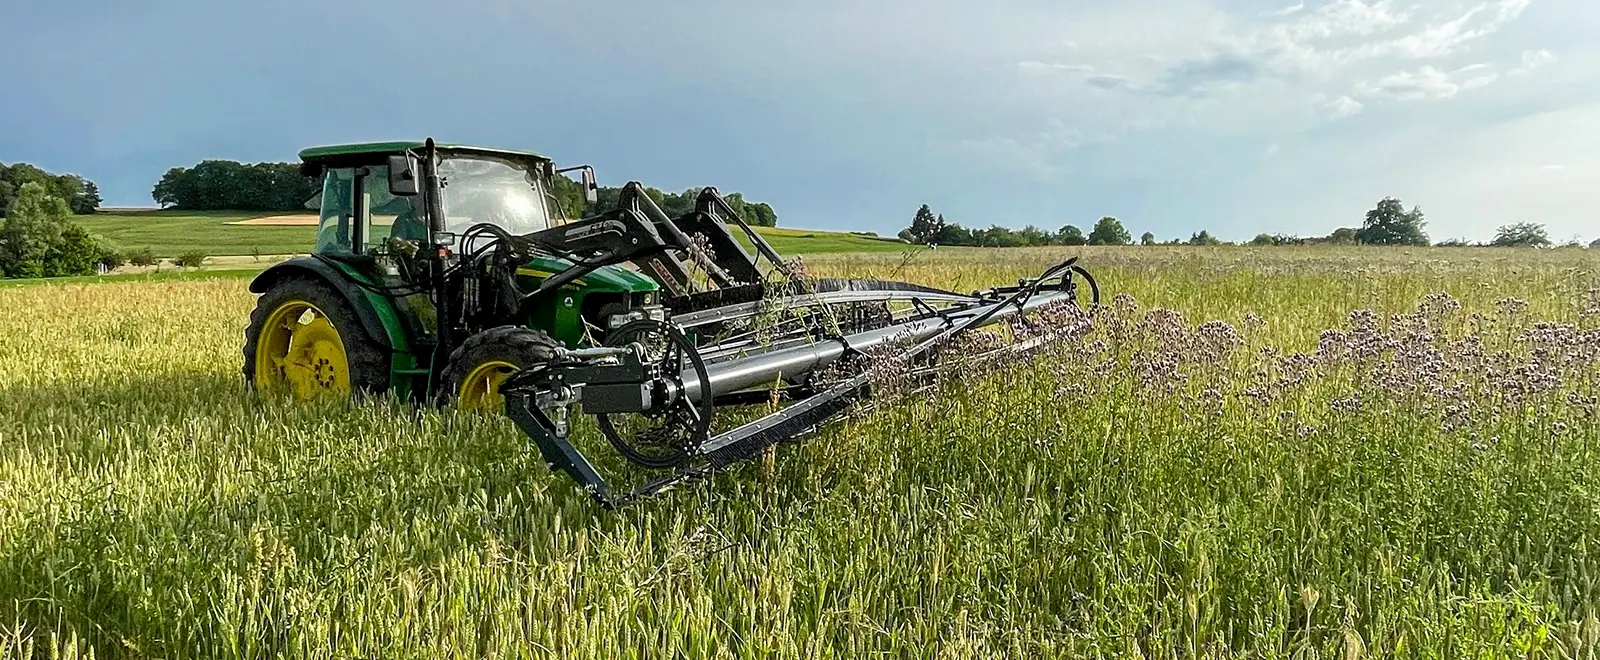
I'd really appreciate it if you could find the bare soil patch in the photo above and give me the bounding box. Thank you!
[227,214,320,226]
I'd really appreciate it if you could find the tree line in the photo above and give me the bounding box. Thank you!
[899,197,1599,249]
[899,204,1189,247]
[152,160,320,212]
[0,162,100,217]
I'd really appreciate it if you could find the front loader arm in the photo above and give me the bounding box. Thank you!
[615,183,741,291]
[513,208,682,315]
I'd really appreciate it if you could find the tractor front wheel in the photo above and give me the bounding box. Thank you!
[243,276,390,400]
[441,326,562,413]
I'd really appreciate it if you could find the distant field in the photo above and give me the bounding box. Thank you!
[77,209,911,258]
[77,210,319,257]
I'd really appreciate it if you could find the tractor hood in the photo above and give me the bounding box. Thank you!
[514,254,660,293]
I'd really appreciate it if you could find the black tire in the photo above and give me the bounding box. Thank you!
[242,275,391,398]
[439,326,562,409]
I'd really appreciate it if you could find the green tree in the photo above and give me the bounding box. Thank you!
[1356,197,1428,246]
[1087,216,1131,245]
[92,238,124,271]
[906,204,942,244]
[1490,221,1551,247]
[1140,231,1156,246]
[75,179,102,214]
[745,202,778,227]
[127,247,158,267]
[1015,225,1052,246]
[974,225,1020,247]
[1591,237,1600,249]
[1056,224,1086,246]
[1250,233,1275,246]
[1,183,71,277]
[934,223,973,246]
[1325,227,1359,245]
[45,224,99,277]
[152,167,190,208]
[0,183,91,278]
[0,163,101,216]
[1189,230,1221,246]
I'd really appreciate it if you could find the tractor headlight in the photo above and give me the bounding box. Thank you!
[606,304,668,329]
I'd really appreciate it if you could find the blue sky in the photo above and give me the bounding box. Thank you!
[2,0,1597,243]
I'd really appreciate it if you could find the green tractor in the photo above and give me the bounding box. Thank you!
[243,139,673,410]
[243,138,1099,507]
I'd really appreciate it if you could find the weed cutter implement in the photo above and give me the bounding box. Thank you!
[499,256,1098,508]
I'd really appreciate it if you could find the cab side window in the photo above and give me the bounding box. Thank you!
[314,164,425,256]
[313,168,355,255]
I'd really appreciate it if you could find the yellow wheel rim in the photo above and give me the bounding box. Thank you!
[458,360,518,412]
[253,300,351,399]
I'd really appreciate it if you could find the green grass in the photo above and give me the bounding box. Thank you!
[77,210,318,258]
[76,209,910,259]
[2,246,1599,658]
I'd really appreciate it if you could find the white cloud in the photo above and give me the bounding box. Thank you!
[1277,0,1412,42]
[1365,0,1527,60]
[1325,94,1365,117]
[1360,63,1501,100]
[1016,61,1095,74]
[1509,48,1558,75]
[1013,0,1546,127]
[1263,2,1307,17]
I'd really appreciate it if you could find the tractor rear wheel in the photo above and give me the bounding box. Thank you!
[243,276,390,400]
[441,326,562,413]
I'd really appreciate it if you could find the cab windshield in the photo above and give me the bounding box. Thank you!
[438,154,554,236]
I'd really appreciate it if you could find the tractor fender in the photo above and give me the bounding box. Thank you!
[249,256,406,352]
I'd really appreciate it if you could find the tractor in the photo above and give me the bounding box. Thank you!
[243,138,1099,507]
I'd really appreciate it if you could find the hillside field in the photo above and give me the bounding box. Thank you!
[1,245,1599,658]
[75,209,911,259]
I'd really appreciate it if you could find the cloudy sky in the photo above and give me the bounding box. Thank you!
[2,0,1596,242]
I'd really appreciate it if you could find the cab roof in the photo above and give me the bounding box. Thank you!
[297,141,551,174]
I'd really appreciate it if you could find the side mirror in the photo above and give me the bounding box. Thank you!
[387,153,420,196]
[582,167,598,204]
[557,164,601,205]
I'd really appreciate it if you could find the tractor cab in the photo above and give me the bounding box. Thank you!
[296,141,587,258]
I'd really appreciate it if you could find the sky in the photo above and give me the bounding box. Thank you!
[2,0,1597,243]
